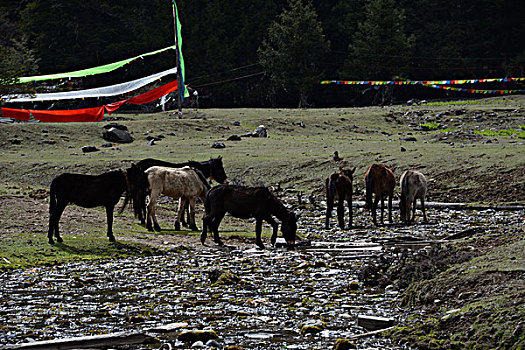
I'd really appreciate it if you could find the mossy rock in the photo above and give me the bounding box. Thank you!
[177,330,219,343]
[300,319,326,335]
[334,338,357,350]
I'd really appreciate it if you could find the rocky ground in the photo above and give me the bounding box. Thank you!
[0,191,523,349]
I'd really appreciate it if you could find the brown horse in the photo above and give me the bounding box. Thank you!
[201,184,298,249]
[364,164,395,225]
[399,170,428,224]
[48,164,148,244]
[325,168,356,229]
[145,166,210,232]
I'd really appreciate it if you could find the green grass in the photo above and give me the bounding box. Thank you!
[0,232,160,270]
[474,128,525,138]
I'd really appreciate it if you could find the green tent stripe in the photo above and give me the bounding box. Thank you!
[17,45,177,84]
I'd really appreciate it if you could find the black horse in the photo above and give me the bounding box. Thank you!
[48,164,149,244]
[135,156,227,225]
[201,184,298,249]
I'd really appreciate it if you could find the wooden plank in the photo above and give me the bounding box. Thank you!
[357,315,395,331]
[146,322,189,333]
[347,326,396,339]
[2,332,153,350]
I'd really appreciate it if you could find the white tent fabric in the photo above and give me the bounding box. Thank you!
[4,67,177,102]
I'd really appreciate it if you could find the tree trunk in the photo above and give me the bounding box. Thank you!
[298,91,309,108]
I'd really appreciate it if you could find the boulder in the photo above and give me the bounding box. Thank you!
[243,125,268,138]
[103,122,128,131]
[103,127,133,143]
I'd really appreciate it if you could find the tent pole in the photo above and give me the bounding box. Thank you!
[172,2,183,118]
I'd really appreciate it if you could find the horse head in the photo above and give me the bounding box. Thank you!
[341,167,356,181]
[281,211,298,246]
[124,163,150,216]
[210,156,227,183]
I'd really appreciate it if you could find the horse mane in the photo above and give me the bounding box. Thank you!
[191,167,211,190]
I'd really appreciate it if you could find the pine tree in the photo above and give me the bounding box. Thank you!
[341,0,413,80]
[258,0,330,107]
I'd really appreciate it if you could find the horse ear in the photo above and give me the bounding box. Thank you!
[351,167,356,175]
[218,156,223,160]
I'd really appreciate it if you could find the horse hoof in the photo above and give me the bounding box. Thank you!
[189,225,199,232]
[108,236,116,242]
[48,239,54,245]
[174,222,181,231]
[154,225,161,232]
[56,237,63,243]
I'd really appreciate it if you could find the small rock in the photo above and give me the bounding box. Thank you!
[227,135,242,141]
[232,121,241,126]
[178,330,219,343]
[300,319,326,335]
[212,142,226,149]
[146,139,155,146]
[205,339,223,348]
[400,146,407,152]
[191,341,205,348]
[334,338,357,350]
[82,146,99,153]
[400,137,417,142]
[101,142,113,148]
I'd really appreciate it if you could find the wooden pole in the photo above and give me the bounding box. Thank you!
[172,1,183,118]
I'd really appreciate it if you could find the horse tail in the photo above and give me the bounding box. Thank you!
[327,174,338,199]
[49,179,57,215]
[365,170,374,209]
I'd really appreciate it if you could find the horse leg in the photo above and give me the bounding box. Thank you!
[181,201,189,228]
[175,198,185,231]
[325,195,334,229]
[105,205,116,242]
[255,219,265,249]
[380,197,385,225]
[372,196,379,226]
[347,195,353,229]
[411,198,417,224]
[388,195,393,224]
[146,191,161,232]
[266,217,279,246]
[337,199,345,230]
[421,197,428,223]
[211,212,225,246]
[188,198,199,231]
[201,214,211,244]
[49,201,67,244]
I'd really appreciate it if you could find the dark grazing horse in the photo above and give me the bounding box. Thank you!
[135,156,227,224]
[399,169,428,225]
[48,164,149,244]
[325,167,356,230]
[201,184,298,249]
[364,164,395,225]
